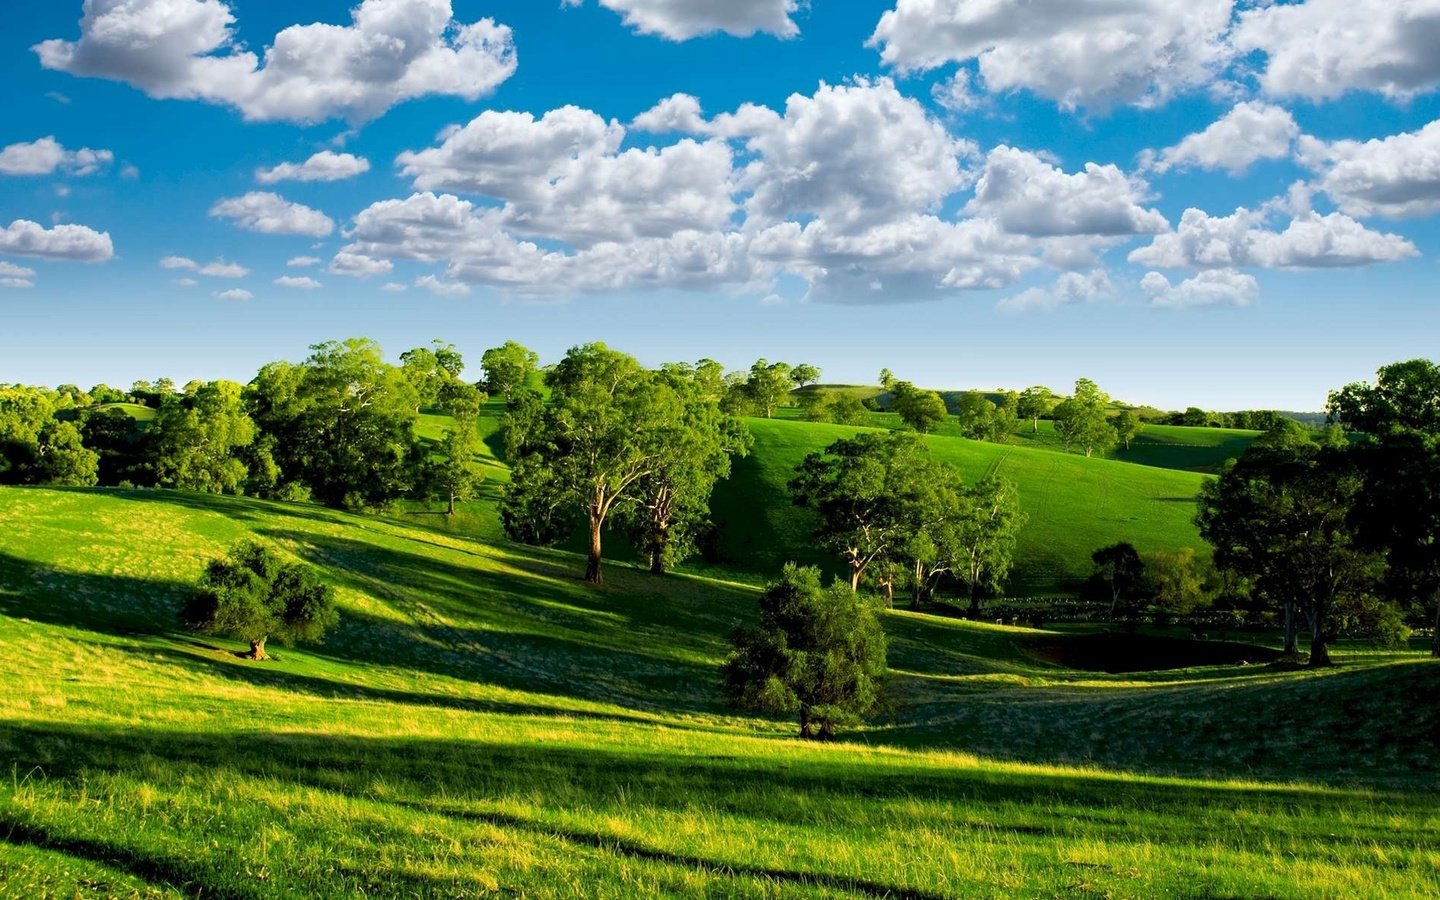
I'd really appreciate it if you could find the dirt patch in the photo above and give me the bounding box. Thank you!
[1030,633,1282,673]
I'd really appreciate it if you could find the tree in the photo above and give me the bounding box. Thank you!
[745,360,793,419]
[1179,407,1211,428]
[1114,409,1145,451]
[81,406,147,485]
[400,340,465,412]
[481,341,540,402]
[246,339,423,510]
[1197,442,1380,666]
[618,363,751,574]
[790,364,821,389]
[1144,549,1211,617]
[501,344,681,584]
[892,383,948,434]
[0,386,57,483]
[955,390,999,441]
[1053,379,1117,457]
[953,476,1025,617]
[879,369,896,393]
[30,421,99,486]
[830,394,869,426]
[1017,387,1050,433]
[797,388,834,423]
[1090,543,1146,619]
[790,432,929,591]
[180,542,338,660]
[1329,359,1440,436]
[995,391,1019,440]
[723,564,887,740]
[148,380,255,494]
[431,414,485,516]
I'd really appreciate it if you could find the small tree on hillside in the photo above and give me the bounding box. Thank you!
[798,388,834,423]
[723,564,887,740]
[892,383,948,434]
[830,394,869,426]
[955,390,999,441]
[181,542,338,660]
[431,414,485,516]
[481,341,540,402]
[1018,386,1050,434]
[790,364,821,390]
[1114,409,1145,451]
[745,360,794,418]
[954,476,1025,617]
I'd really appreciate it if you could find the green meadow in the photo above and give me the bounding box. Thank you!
[1,405,1437,897]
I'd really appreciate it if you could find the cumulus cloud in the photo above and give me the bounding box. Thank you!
[415,274,471,296]
[1234,0,1440,101]
[1142,269,1258,308]
[199,260,248,278]
[329,250,394,278]
[1298,120,1440,219]
[0,261,38,288]
[274,275,321,289]
[563,0,802,40]
[287,256,322,268]
[868,0,1235,110]
[161,256,198,270]
[0,219,113,261]
[210,192,334,237]
[35,0,517,124]
[632,94,708,133]
[966,147,1168,237]
[213,288,253,300]
[0,136,113,176]
[1144,102,1300,175]
[257,151,370,184]
[999,269,1113,313]
[1129,206,1418,270]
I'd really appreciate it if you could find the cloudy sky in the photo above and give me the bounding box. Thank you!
[3,0,1439,410]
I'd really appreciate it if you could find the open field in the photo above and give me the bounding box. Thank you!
[0,486,1436,897]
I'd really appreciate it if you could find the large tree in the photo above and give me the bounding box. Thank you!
[745,360,794,419]
[148,380,255,494]
[1090,543,1147,620]
[481,341,540,402]
[789,431,930,591]
[1017,386,1051,433]
[501,344,682,584]
[400,340,466,412]
[953,476,1025,617]
[892,382,948,434]
[181,541,338,660]
[723,564,887,740]
[1054,379,1117,457]
[955,390,1000,441]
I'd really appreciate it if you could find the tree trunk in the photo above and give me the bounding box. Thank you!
[818,720,834,741]
[849,566,862,592]
[880,579,894,608]
[1306,610,1332,668]
[1431,593,1439,658]
[585,512,604,585]
[967,585,982,619]
[247,637,269,660]
[1032,417,1039,434]
[1282,601,1298,655]
[447,490,456,517]
[798,707,812,740]
[649,548,666,576]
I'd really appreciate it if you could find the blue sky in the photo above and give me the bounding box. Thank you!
[2,0,1439,410]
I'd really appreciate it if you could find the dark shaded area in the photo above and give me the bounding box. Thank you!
[1030,633,1282,673]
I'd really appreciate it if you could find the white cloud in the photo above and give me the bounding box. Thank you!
[1142,269,1258,308]
[563,0,802,40]
[999,269,1113,313]
[1144,102,1300,176]
[173,277,198,286]
[1298,120,1440,219]
[0,219,113,261]
[380,282,408,292]
[274,275,321,289]
[632,94,708,133]
[329,250,394,278]
[287,256,322,268]
[0,261,38,288]
[966,146,1169,237]
[213,288,253,300]
[932,69,983,113]
[415,274,471,296]
[1129,206,1418,270]
[160,256,198,270]
[210,192,334,237]
[869,0,1235,110]
[0,136,113,176]
[35,0,517,124]
[199,260,248,278]
[1234,0,1440,101]
[257,151,370,184]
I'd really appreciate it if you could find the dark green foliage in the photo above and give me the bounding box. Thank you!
[181,541,338,659]
[1088,543,1147,619]
[723,564,887,739]
[1017,386,1051,433]
[891,382,947,434]
[955,390,1003,441]
[81,406,148,486]
[29,421,98,487]
[148,380,255,494]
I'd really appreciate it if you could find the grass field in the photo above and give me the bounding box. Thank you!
[0,485,1436,897]
[709,418,1211,594]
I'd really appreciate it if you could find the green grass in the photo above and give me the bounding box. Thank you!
[709,418,1212,595]
[0,485,1436,897]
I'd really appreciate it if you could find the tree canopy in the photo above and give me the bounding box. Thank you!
[181,541,338,660]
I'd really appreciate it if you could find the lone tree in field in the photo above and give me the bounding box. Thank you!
[181,542,338,660]
[430,412,485,516]
[790,364,821,390]
[745,360,794,418]
[1053,378,1117,457]
[1090,542,1146,619]
[724,564,887,740]
[481,341,540,401]
[790,431,929,591]
[955,390,1000,441]
[1113,409,1145,451]
[1018,386,1050,433]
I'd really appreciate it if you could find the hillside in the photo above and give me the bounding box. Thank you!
[709,418,1211,594]
[0,486,1436,897]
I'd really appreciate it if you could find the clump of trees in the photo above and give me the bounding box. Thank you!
[181,541,338,660]
[723,564,887,739]
[1053,379,1117,458]
[789,432,1023,610]
[501,346,750,583]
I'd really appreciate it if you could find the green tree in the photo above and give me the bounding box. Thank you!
[431,414,485,516]
[181,542,338,660]
[501,344,680,584]
[790,432,929,591]
[1090,543,1146,619]
[81,406,146,486]
[797,388,834,423]
[148,380,255,494]
[400,340,465,411]
[1144,549,1211,616]
[790,364,822,389]
[892,382,948,434]
[0,385,57,483]
[830,394,869,426]
[954,476,1025,617]
[1054,379,1117,457]
[723,564,887,740]
[745,360,794,419]
[1017,386,1050,433]
[1329,359,1440,436]
[30,421,99,486]
[480,341,540,401]
[955,390,999,441]
[879,369,896,393]
[1114,409,1145,451]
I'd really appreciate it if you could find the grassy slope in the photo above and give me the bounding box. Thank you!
[710,418,1211,594]
[0,486,1437,897]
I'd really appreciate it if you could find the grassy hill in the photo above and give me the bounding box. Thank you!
[708,418,1211,595]
[1,485,1436,897]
